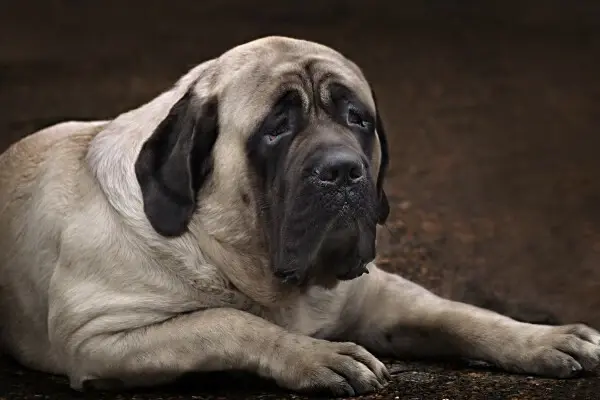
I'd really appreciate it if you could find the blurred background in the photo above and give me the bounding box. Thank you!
[1,0,599,330]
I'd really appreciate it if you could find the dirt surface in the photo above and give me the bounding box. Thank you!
[1,1,600,398]
[1,357,599,400]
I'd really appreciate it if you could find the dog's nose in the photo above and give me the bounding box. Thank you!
[315,150,365,185]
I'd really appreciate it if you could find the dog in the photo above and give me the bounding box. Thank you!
[0,36,598,396]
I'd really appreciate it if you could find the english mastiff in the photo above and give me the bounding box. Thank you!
[0,36,598,396]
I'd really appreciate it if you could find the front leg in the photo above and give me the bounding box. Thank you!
[343,265,600,378]
[54,306,389,396]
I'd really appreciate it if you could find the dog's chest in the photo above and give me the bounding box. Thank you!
[169,255,346,338]
[182,267,343,338]
[264,286,347,339]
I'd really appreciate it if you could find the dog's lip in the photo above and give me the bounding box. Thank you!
[273,266,306,285]
[274,260,370,285]
[336,260,370,280]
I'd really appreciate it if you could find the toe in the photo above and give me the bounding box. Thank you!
[338,343,390,384]
[553,334,600,371]
[310,369,356,397]
[328,355,382,395]
[533,348,583,378]
[560,324,600,345]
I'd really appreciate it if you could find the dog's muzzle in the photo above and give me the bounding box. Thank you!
[272,146,377,286]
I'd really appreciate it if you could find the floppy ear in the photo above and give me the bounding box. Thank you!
[371,89,390,224]
[134,90,219,237]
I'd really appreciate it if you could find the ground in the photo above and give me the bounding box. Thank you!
[1,1,600,398]
[1,357,599,400]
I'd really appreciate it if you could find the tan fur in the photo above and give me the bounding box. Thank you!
[1,36,598,395]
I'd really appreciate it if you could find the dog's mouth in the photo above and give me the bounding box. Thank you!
[274,242,373,288]
[272,202,377,287]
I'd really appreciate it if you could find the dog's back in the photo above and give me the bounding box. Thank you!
[0,121,107,372]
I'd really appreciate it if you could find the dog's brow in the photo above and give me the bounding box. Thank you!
[270,71,313,111]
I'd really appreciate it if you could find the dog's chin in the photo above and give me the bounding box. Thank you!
[272,223,377,289]
[270,190,379,287]
[308,240,374,288]
[307,258,372,290]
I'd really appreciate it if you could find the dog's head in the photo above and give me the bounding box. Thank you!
[135,36,389,288]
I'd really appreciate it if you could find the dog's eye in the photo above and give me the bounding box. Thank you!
[266,115,290,141]
[347,108,371,131]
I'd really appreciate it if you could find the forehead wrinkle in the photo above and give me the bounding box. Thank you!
[271,68,312,112]
[217,46,373,138]
[307,60,374,113]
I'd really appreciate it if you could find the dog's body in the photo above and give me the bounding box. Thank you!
[1,36,599,396]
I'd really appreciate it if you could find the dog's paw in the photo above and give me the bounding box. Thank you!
[266,335,391,397]
[503,323,600,378]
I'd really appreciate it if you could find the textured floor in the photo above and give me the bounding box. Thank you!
[1,1,600,398]
[1,357,599,400]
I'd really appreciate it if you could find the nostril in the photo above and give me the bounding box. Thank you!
[348,163,364,181]
[318,166,339,183]
[315,156,365,185]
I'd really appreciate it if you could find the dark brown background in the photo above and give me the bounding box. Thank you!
[1,1,600,398]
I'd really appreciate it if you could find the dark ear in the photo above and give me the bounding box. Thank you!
[371,89,390,224]
[134,90,219,237]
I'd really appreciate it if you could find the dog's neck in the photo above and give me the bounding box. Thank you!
[186,194,304,307]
